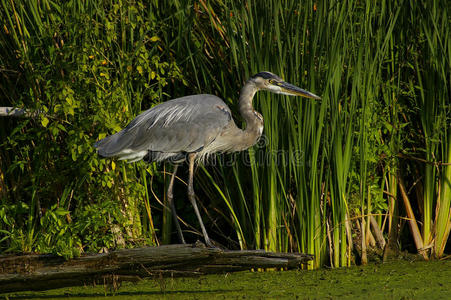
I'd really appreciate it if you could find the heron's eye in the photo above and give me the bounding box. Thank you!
[269,79,280,86]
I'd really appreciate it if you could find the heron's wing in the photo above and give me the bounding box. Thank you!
[95,95,233,158]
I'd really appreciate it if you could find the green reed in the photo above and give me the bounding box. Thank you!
[1,0,449,265]
[167,0,450,265]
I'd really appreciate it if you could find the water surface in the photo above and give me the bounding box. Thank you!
[4,259,451,299]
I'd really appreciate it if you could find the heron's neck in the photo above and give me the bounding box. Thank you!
[238,80,263,142]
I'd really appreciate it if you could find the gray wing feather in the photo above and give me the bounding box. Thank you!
[94,94,232,159]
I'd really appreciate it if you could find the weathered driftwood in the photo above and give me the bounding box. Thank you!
[0,243,313,293]
[0,107,32,117]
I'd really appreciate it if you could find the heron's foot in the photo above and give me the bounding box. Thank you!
[194,240,206,248]
[204,238,215,248]
[193,239,217,248]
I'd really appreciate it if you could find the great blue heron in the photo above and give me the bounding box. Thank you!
[94,71,320,247]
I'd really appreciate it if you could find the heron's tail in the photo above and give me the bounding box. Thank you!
[94,130,149,162]
[94,134,119,157]
[94,130,133,157]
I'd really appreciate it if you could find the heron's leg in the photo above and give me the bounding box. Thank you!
[187,153,213,247]
[168,164,185,244]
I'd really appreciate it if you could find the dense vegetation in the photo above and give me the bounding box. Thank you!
[0,0,450,268]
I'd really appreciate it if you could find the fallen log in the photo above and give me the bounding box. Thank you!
[0,243,313,293]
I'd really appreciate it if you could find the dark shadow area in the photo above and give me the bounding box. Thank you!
[4,288,241,299]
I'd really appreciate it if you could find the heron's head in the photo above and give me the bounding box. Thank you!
[250,71,321,99]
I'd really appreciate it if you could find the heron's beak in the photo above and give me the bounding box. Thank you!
[279,81,321,100]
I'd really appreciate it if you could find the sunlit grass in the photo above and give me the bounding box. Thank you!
[0,0,449,266]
